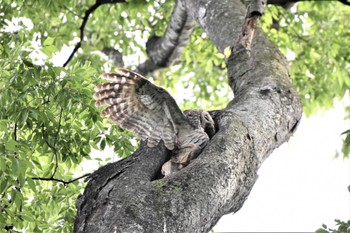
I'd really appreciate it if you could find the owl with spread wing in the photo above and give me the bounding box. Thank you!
[93,68,215,176]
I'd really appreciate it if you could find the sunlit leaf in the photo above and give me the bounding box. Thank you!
[5,139,18,152]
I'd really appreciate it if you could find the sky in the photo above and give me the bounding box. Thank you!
[6,10,349,233]
[86,98,350,232]
[54,31,349,233]
[214,99,350,232]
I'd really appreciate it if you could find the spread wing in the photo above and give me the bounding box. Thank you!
[94,68,189,150]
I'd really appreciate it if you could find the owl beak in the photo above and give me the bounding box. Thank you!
[200,111,216,137]
[201,112,214,126]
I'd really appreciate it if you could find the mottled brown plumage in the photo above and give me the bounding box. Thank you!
[94,68,215,176]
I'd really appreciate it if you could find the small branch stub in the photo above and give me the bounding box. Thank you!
[226,0,265,64]
[238,0,265,50]
[227,0,266,87]
[248,0,265,17]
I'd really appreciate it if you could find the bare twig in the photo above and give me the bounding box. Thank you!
[41,123,59,179]
[50,107,63,178]
[63,6,83,19]
[63,2,99,67]
[37,108,90,185]
[33,173,91,186]
[14,122,17,141]
[63,0,126,67]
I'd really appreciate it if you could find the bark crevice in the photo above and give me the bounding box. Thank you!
[74,0,303,232]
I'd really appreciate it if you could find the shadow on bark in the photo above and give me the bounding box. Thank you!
[74,0,302,232]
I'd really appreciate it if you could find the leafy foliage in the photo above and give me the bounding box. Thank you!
[315,186,350,232]
[261,2,350,157]
[316,219,350,233]
[0,1,137,231]
[262,2,350,115]
[341,107,350,158]
[0,0,349,232]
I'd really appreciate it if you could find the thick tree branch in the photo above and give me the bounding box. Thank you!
[134,60,159,75]
[135,0,195,75]
[75,143,170,232]
[74,0,302,232]
[63,0,126,67]
[102,47,124,67]
[338,0,350,5]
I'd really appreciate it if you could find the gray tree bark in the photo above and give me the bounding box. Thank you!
[74,0,302,232]
[136,0,195,75]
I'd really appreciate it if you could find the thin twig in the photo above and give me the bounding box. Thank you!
[41,124,59,177]
[63,0,126,67]
[14,122,17,141]
[33,173,91,186]
[63,2,100,67]
[63,6,83,19]
[51,108,64,178]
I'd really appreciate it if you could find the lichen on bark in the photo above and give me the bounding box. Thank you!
[74,0,302,232]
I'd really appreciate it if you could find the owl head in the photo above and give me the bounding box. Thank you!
[184,110,215,137]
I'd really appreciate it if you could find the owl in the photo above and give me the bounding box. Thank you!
[93,68,215,176]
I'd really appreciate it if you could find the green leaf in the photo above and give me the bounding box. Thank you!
[13,189,22,210]
[315,228,329,233]
[23,59,34,67]
[341,129,350,135]
[27,178,36,192]
[100,139,106,150]
[0,157,6,171]
[18,173,26,188]
[21,213,35,222]
[11,157,20,175]
[43,37,55,46]
[223,46,232,58]
[5,139,19,152]
[41,45,59,57]
[0,179,8,194]
[0,120,8,132]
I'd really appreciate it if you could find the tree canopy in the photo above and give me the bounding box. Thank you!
[0,0,349,232]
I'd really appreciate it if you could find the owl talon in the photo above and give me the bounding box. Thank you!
[161,160,180,176]
[94,68,214,177]
[161,145,202,176]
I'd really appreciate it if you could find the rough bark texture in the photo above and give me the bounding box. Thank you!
[102,47,124,67]
[74,0,303,232]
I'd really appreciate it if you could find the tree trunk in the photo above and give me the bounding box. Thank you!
[74,0,303,232]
